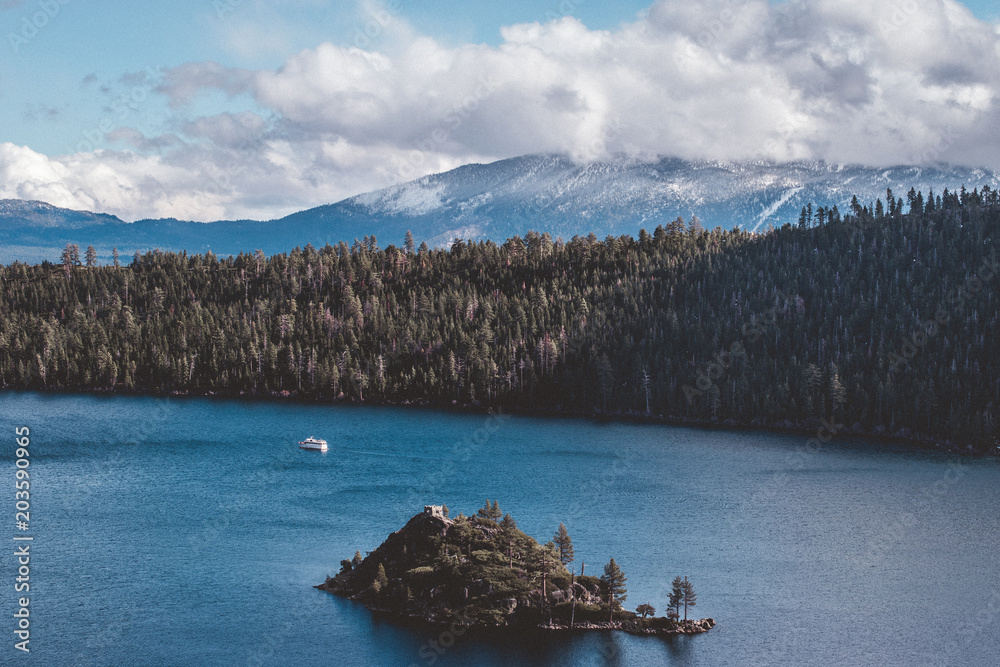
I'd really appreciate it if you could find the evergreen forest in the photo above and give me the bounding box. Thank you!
[1,186,998,451]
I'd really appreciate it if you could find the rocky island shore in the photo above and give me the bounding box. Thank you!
[317,504,715,637]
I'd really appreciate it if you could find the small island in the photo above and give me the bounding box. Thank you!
[317,503,715,637]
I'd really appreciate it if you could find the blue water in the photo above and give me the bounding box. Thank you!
[1,392,999,666]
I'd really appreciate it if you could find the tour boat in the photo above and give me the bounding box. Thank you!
[298,436,328,452]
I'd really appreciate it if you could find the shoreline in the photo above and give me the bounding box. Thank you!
[539,618,716,637]
[315,583,715,638]
[3,385,996,457]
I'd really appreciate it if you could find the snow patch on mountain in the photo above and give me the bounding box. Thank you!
[353,179,448,216]
[752,187,803,232]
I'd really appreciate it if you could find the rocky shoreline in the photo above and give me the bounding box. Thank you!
[539,618,716,636]
[314,588,717,637]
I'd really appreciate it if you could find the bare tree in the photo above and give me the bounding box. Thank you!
[641,368,652,414]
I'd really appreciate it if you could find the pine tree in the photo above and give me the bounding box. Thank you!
[668,575,683,620]
[60,243,77,277]
[478,499,502,522]
[499,513,517,532]
[636,603,655,618]
[553,523,574,566]
[682,576,697,621]
[499,513,519,567]
[404,230,415,254]
[538,542,559,616]
[828,363,847,419]
[601,558,628,622]
[372,563,388,594]
[689,215,703,235]
[666,216,686,237]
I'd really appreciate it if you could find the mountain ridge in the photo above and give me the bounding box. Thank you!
[2,154,997,262]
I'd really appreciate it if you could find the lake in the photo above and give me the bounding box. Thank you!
[2,392,998,666]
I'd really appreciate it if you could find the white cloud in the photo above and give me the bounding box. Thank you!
[2,0,999,221]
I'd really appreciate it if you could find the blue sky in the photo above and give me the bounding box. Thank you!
[2,0,657,155]
[1,0,999,221]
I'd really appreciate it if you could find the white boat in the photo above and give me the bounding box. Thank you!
[298,436,328,452]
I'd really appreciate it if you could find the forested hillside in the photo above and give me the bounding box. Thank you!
[2,186,998,451]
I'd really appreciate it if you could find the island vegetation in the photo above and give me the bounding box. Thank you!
[316,502,714,635]
[0,186,998,451]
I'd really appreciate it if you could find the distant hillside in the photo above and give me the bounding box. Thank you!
[2,189,997,451]
[0,199,124,230]
[1,155,997,262]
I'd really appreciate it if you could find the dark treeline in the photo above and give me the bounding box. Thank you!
[1,186,998,451]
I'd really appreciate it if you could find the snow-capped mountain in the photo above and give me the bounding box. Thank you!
[2,154,997,262]
[317,154,999,246]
